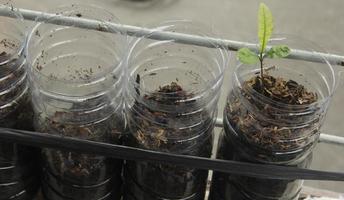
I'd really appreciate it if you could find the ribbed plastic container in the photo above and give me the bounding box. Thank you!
[26,5,127,200]
[123,21,228,200]
[210,36,336,200]
[0,8,39,200]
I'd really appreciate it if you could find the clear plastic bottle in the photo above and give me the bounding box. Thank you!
[0,8,40,200]
[26,5,127,200]
[124,21,228,200]
[210,36,336,200]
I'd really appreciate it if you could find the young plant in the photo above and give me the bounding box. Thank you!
[238,3,291,80]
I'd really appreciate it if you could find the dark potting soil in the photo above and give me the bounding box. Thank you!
[0,100,38,167]
[210,177,302,200]
[41,167,122,200]
[37,111,124,200]
[0,93,38,164]
[226,74,319,162]
[123,169,205,200]
[248,75,317,105]
[4,187,39,200]
[124,82,213,200]
[210,131,312,200]
[210,172,303,200]
[124,134,211,200]
[0,159,37,183]
[42,181,118,200]
[0,175,39,200]
[213,74,319,199]
[209,172,241,200]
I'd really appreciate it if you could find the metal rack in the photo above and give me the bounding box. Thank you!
[0,4,344,187]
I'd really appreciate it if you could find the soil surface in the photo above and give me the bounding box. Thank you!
[226,74,320,155]
[248,75,317,105]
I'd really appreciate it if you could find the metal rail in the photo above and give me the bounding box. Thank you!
[0,5,344,66]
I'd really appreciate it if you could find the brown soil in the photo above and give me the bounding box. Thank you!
[226,74,319,153]
[143,82,193,105]
[133,82,202,150]
[247,74,317,105]
[126,81,212,199]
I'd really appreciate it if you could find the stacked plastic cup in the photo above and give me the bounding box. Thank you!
[26,5,127,200]
[124,21,228,200]
[210,36,336,200]
[0,8,40,200]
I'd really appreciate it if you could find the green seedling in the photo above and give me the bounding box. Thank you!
[238,3,291,80]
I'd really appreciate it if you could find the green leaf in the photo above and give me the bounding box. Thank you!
[237,48,260,64]
[258,3,273,54]
[266,45,291,58]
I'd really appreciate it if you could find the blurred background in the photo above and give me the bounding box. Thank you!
[6,0,344,193]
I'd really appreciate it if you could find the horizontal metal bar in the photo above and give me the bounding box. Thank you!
[215,118,344,147]
[1,127,344,181]
[0,5,344,66]
[319,133,344,146]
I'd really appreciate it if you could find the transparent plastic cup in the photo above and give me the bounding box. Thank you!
[26,4,127,200]
[124,21,228,200]
[211,35,336,200]
[0,7,39,200]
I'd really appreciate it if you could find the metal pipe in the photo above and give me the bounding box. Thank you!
[215,117,344,147]
[0,5,344,66]
[319,133,344,146]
